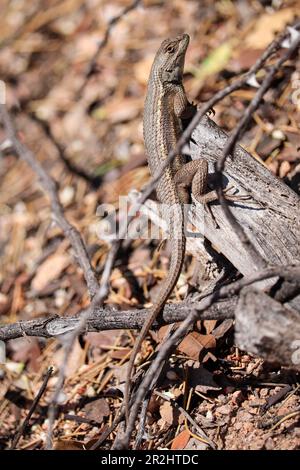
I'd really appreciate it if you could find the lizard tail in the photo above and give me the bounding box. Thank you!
[125,220,186,423]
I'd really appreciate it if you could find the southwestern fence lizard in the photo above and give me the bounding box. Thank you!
[125,33,247,421]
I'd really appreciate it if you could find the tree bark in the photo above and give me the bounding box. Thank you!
[189,116,300,277]
[235,288,300,370]
[0,297,236,341]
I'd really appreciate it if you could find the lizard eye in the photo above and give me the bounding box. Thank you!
[166,45,176,53]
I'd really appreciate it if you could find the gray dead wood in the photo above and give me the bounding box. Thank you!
[189,116,300,277]
[0,297,236,341]
[235,288,300,370]
[142,116,300,368]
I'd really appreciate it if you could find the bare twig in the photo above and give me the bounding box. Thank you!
[29,113,101,187]
[10,367,53,449]
[0,104,99,299]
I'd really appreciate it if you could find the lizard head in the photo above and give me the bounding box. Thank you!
[152,33,190,84]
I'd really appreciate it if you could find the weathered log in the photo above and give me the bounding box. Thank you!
[235,288,300,369]
[189,116,300,277]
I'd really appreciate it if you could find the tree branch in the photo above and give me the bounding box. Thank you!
[0,297,236,342]
[0,104,99,300]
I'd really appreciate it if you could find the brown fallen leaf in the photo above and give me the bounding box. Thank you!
[134,55,154,85]
[203,319,217,335]
[9,337,41,372]
[160,400,178,426]
[156,324,177,343]
[171,429,190,450]
[54,439,85,450]
[245,9,295,49]
[187,361,220,393]
[211,319,234,340]
[31,253,70,292]
[83,398,110,424]
[178,332,216,361]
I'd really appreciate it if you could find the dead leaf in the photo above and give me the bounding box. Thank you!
[178,332,216,361]
[160,400,176,425]
[187,361,220,393]
[171,429,190,450]
[212,319,234,339]
[203,320,217,335]
[245,9,295,49]
[157,324,175,342]
[279,160,291,178]
[134,55,154,85]
[101,166,149,203]
[54,439,85,450]
[229,49,264,73]
[31,253,70,292]
[9,337,41,372]
[93,97,142,124]
[52,338,84,378]
[110,348,131,360]
[85,331,120,349]
[0,293,9,315]
[112,362,128,385]
[83,398,110,424]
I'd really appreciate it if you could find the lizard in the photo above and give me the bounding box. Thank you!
[125,33,248,422]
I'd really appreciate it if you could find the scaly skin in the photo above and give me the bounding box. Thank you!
[123,32,251,441]
[124,34,192,421]
[120,34,249,448]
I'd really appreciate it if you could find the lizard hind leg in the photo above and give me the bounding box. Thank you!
[174,158,209,204]
[174,159,220,227]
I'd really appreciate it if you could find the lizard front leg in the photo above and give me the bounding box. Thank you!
[174,86,196,120]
